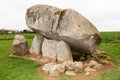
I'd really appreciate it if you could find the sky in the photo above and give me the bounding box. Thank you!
[0,0,120,31]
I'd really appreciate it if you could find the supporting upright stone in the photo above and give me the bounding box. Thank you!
[13,35,29,56]
[56,41,73,62]
[30,33,43,57]
[42,38,58,61]
[42,38,73,62]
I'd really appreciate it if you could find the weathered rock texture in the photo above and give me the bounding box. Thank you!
[65,71,76,76]
[13,35,29,56]
[42,38,73,62]
[41,60,104,76]
[42,39,58,60]
[56,40,73,62]
[30,33,43,57]
[26,4,101,54]
[63,61,75,70]
[74,61,83,72]
[88,60,98,68]
[42,63,65,76]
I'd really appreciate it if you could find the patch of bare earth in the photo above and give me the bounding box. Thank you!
[9,53,56,64]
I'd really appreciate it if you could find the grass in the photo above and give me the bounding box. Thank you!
[0,33,34,40]
[101,32,120,42]
[94,43,120,80]
[0,32,120,80]
[0,39,43,80]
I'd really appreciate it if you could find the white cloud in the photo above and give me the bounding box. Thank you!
[0,0,120,31]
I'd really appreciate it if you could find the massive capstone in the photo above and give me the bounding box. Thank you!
[26,4,101,54]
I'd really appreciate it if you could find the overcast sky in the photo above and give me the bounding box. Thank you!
[0,0,120,31]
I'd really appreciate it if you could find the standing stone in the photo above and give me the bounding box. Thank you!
[13,35,29,56]
[56,40,73,62]
[42,38,58,61]
[30,33,43,57]
[42,38,73,62]
[26,4,101,54]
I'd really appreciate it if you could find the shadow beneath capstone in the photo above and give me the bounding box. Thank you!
[72,51,92,61]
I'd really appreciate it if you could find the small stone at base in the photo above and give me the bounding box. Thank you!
[65,71,76,76]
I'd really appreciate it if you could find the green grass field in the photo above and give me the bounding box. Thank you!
[0,33,34,40]
[0,32,120,80]
[101,32,120,42]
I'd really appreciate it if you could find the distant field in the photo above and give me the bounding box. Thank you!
[101,32,120,42]
[0,32,120,42]
[0,33,34,40]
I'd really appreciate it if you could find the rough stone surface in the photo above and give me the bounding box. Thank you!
[74,61,83,72]
[83,62,89,69]
[84,67,96,72]
[65,71,76,76]
[56,40,73,62]
[63,61,74,70]
[30,33,43,57]
[42,38,58,60]
[41,60,102,76]
[13,35,29,56]
[41,63,56,74]
[49,64,65,76]
[42,38,73,62]
[26,4,101,54]
[88,60,98,68]
[39,57,56,64]
[93,64,104,70]
[42,63,65,76]
[85,71,90,76]
[26,5,61,33]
